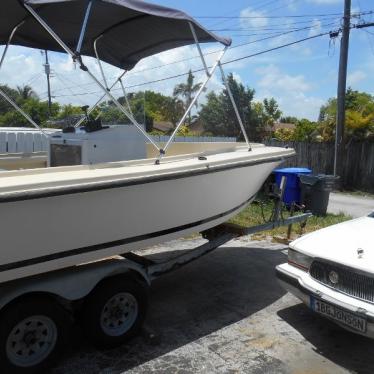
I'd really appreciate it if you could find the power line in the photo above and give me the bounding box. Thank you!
[361,29,374,55]
[48,18,372,99]
[205,0,283,28]
[221,31,331,65]
[48,21,337,96]
[195,10,373,19]
[209,18,340,31]
[355,22,374,29]
[218,21,339,37]
[25,72,43,85]
[211,16,340,29]
[44,11,367,97]
[52,29,334,99]
[53,72,88,105]
[43,9,367,97]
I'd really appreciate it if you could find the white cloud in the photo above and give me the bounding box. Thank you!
[307,0,340,4]
[266,30,313,56]
[255,64,323,120]
[256,65,312,92]
[0,44,232,110]
[308,19,322,37]
[239,7,268,29]
[347,70,367,86]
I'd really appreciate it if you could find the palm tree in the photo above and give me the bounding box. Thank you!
[161,96,185,128]
[16,85,38,101]
[173,70,203,126]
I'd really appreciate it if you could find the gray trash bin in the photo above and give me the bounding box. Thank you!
[299,174,338,216]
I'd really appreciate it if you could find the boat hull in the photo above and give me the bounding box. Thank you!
[0,149,289,283]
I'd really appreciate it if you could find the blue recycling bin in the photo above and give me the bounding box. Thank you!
[273,167,312,206]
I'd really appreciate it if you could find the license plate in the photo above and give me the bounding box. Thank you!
[310,297,367,333]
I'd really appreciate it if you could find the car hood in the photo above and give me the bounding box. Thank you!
[290,215,374,272]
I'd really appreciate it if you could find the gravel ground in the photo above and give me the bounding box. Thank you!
[52,237,374,374]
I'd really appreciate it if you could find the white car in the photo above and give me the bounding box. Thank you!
[276,212,374,338]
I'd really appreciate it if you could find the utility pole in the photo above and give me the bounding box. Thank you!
[44,50,52,115]
[334,0,351,177]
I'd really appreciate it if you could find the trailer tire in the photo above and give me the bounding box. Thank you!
[0,296,70,374]
[81,275,148,348]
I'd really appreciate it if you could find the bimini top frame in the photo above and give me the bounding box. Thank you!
[1,0,231,70]
[0,0,251,161]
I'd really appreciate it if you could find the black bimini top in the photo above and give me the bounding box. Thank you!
[1,0,231,70]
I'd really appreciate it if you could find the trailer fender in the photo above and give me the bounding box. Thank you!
[0,257,150,311]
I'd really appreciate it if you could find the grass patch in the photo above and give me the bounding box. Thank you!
[229,199,351,241]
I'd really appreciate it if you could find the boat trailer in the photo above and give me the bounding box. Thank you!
[0,171,311,372]
[123,211,311,281]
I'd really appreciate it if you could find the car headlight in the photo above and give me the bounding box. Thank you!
[288,248,313,271]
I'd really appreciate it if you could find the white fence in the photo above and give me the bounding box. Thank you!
[0,128,58,154]
[0,128,236,154]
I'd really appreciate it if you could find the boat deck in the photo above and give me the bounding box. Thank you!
[0,145,295,196]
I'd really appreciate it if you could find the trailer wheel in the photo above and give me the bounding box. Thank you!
[0,296,69,373]
[81,275,148,348]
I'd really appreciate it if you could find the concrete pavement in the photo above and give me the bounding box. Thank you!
[53,238,374,374]
[328,192,374,218]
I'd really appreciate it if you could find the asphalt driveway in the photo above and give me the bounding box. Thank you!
[52,238,374,374]
[328,192,374,218]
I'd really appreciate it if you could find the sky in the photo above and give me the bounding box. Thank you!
[1,0,374,121]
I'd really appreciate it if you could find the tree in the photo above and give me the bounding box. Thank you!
[199,74,260,140]
[57,104,84,120]
[0,85,19,116]
[0,98,59,127]
[250,98,282,139]
[100,90,170,131]
[160,97,184,127]
[263,97,282,130]
[293,119,318,141]
[318,88,374,141]
[280,116,298,124]
[173,70,202,126]
[274,128,295,142]
[251,102,267,139]
[16,85,38,102]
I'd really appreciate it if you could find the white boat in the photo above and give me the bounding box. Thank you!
[0,0,295,282]
[0,144,293,282]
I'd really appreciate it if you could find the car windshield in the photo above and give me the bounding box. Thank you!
[369,212,374,218]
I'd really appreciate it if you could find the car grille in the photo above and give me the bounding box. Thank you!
[310,261,374,304]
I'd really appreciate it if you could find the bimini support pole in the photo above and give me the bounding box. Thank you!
[93,35,109,90]
[76,0,94,54]
[94,35,133,115]
[0,21,24,70]
[0,90,49,136]
[91,34,152,141]
[23,3,161,152]
[189,22,210,77]
[218,62,251,151]
[74,70,127,128]
[157,46,228,164]
[0,21,49,137]
[118,77,134,116]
